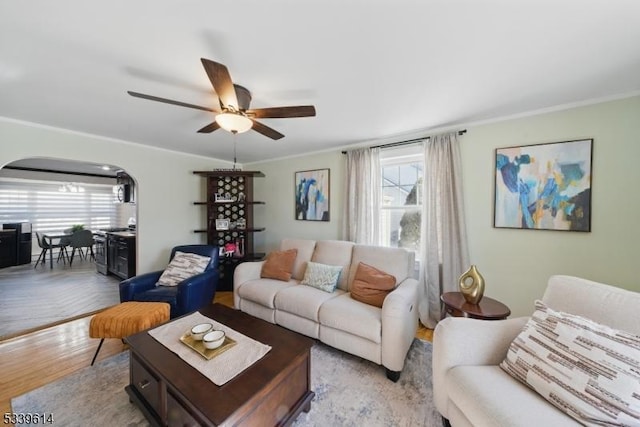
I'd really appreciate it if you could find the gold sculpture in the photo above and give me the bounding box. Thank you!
[458,265,485,304]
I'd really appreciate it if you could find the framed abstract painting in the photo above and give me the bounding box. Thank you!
[295,169,330,221]
[494,139,593,232]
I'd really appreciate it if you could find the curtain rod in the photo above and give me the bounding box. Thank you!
[341,129,467,154]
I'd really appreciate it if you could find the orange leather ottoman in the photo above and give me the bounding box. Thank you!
[89,301,170,365]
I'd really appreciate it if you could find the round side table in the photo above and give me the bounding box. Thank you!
[440,292,511,320]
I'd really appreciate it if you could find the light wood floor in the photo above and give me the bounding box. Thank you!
[0,259,121,340]
[0,291,433,421]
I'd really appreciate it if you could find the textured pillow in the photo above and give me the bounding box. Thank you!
[260,249,298,281]
[350,262,397,307]
[157,251,211,287]
[300,261,343,292]
[500,300,640,427]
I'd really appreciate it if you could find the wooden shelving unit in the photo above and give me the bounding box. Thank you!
[194,170,265,291]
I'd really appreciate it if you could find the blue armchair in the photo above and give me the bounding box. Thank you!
[119,245,219,318]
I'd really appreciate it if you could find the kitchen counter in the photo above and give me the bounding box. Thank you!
[107,231,136,238]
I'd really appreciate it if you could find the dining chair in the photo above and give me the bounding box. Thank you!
[34,232,68,268]
[68,229,95,266]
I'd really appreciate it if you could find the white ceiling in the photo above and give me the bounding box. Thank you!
[2,1,639,164]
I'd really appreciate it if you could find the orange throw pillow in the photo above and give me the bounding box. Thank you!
[260,249,298,281]
[351,262,397,307]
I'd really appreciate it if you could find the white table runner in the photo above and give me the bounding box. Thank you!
[147,311,271,386]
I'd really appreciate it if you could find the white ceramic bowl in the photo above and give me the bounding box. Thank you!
[190,323,213,341]
[202,330,226,349]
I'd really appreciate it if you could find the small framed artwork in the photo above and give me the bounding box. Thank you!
[494,138,593,232]
[295,169,330,221]
[215,218,230,230]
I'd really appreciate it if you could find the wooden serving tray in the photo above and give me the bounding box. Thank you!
[180,332,237,360]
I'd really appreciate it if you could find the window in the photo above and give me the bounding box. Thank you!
[0,177,118,254]
[379,145,424,253]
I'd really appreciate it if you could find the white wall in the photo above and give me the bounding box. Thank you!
[250,95,640,318]
[246,150,345,253]
[0,118,229,273]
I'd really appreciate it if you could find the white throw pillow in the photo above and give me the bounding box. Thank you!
[300,261,342,293]
[157,251,211,287]
[500,300,640,427]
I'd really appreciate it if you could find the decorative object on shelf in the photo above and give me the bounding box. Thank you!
[237,192,246,202]
[234,237,245,258]
[215,219,230,230]
[236,218,246,229]
[458,265,485,304]
[494,139,593,232]
[295,168,330,221]
[223,242,237,257]
[214,193,234,203]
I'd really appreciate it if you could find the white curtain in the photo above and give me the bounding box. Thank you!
[342,147,381,244]
[418,132,470,328]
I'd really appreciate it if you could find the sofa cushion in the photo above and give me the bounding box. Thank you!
[280,239,316,280]
[350,262,396,307]
[318,293,382,343]
[275,284,344,321]
[500,301,640,427]
[310,240,354,290]
[347,244,414,291]
[300,261,343,293]
[448,365,578,427]
[260,249,297,281]
[543,275,640,335]
[236,278,297,309]
[157,251,210,287]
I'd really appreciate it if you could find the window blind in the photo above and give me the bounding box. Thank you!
[0,178,118,242]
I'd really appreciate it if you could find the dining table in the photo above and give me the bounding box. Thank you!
[42,231,71,269]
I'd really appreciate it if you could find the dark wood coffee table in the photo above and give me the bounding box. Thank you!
[125,303,315,426]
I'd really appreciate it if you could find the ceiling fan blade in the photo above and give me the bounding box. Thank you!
[197,122,221,133]
[247,105,316,119]
[200,58,239,110]
[127,91,217,113]
[251,119,284,140]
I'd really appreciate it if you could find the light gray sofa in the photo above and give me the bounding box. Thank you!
[433,275,640,427]
[234,238,419,380]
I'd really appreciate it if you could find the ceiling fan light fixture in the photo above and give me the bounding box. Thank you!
[215,112,253,134]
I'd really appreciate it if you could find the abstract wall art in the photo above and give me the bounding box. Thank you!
[494,139,593,232]
[295,169,330,221]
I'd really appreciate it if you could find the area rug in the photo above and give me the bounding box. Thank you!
[12,339,440,427]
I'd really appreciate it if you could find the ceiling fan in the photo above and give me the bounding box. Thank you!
[127,58,316,140]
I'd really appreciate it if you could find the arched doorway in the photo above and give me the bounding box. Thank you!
[0,157,138,340]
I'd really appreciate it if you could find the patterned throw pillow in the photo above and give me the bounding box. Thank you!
[300,261,342,293]
[157,251,211,287]
[500,300,640,427]
[350,262,397,308]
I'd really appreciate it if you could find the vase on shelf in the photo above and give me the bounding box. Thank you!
[458,265,485,304]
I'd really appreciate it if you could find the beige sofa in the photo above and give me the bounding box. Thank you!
[433,275,640,427]
[234,238,419,381]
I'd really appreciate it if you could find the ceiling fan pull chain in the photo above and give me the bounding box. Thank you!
[233,133,238,170]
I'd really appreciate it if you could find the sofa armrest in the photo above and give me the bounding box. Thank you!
[176,269,219,314]
[119,270,163,302]
[432,316,528,418]
[381,277,419,372]
[233,261,265,308]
